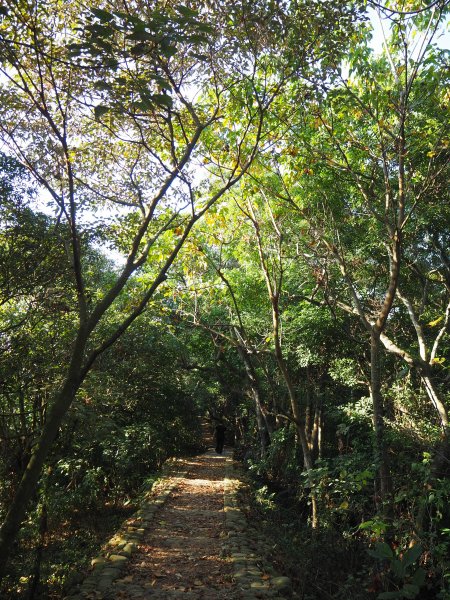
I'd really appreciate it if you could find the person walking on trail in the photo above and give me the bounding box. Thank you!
[215,422,226,454]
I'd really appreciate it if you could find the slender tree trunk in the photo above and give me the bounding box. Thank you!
[255,402,270,455]
[317,407,323,460]
[245,197,318,525]
[0,332,87,581]
[395,292,449,430]
[370,330,391,506]
[305,383,312,447]
[238,348,272,454]
[260,363,281,428]
[272,300,318,527]
[241,350,272,455]
[379,333,449,429]
[421,373,449,430]
[310,398,322,462]
[26,500,47,600]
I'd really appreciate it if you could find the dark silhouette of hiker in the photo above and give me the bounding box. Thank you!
[215,423,226,454]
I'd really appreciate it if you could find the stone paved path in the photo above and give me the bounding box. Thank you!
[116,452,233,599]
[67,449,292,599]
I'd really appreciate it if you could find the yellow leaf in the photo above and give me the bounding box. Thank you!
[339,500,349,510]
[432,357,446,365]
[428,316,443,327]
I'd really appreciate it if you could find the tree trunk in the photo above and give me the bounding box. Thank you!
[237,345,271,454]
[379,332,449,429]
[255,402,271,455]
[26,500,47,600]
[370,330,391,507]
[421,373,449,430]
[247,369,271,456]
[311,399,322,462]
[272,300,318,527]
[0,332,87,581]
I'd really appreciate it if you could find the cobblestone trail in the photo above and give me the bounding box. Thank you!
[67,450,292,600]
[120,453,233,599]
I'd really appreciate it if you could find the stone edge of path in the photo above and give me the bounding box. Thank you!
[224,455,292,600]
[64,457,190,600]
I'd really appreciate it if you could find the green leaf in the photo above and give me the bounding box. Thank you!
[391,558,404,579]
[150,94,173,108]
[133,100,153,112]
[94,105,109,120]
[67,43,83,56]
[188,33,208,44]
[176,5,199,18]
[402,583,420,599]
[401,545,422,569]
[368,542,393,560]
[90,8,114,22]
[410,568,426,588]
[93,81,111,91]
[110,10,144,29]
[130,43,148,56]
[189,52,209,61]
[86,23,113,38]
[104,58,119,69]
[112,10,130,20]
[196,23,214,34]
[95,39,114,53]
[126,30,157,42]
[151,75,171,90]
[159,39,177,57]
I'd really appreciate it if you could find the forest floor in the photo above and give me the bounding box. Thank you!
[66,448,293,600]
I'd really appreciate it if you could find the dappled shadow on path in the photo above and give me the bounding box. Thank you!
[111,450,234,599]
[182,454,230,482]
